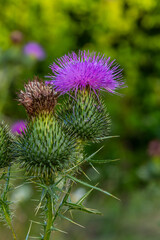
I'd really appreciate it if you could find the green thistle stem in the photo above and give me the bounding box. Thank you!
[2,166,17,240]
[52,179,71,224]
[43,179,70,239]
[4,166,11,195]
[1,166,10,199]
[2,204,17,240]
[43,193,53,240]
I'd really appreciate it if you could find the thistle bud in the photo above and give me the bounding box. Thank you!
[14,114,76,181]
[0,122,13,168]
[15,77,76,182]
[58,90,111,142]
[18,77,58,118]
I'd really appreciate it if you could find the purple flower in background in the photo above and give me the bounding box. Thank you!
[148,140,160,157]
[11,121,27,135]
[23,42,46,60]
[46,50,124,95]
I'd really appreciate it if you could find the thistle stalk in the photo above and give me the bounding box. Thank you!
[43,193,53,240]
[3,166,11,196]
[2,166,17,240]
[43,178,70,239]
[2,204,17,240]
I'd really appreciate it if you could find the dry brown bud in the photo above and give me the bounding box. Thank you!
[10,30,23,44]
[18,77,58,117]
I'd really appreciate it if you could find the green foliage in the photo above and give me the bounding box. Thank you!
[14,113,77,181]
[0,123,13,169]
[0,0,160,239]
[0,166,17,240]
[58,90,110,142]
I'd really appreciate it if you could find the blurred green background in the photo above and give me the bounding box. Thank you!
[0,0,160,239]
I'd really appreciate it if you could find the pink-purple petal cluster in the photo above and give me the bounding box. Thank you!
[23,42,46,60]
[11,120,27,135]
[46,50,124,94]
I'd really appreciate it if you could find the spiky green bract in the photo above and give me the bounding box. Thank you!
[58,90,111,142]
[14,113,77,182]
[0,123,13,169]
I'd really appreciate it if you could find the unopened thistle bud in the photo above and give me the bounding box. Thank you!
[15,114,76,181]
[0,122,13,168]
[58,90,111,142]
[15,77,76,182]
[18,76,58,117]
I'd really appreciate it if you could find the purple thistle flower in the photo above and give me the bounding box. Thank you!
[11,120,27,135]
[46,50,124,95]
[23,42,46,60]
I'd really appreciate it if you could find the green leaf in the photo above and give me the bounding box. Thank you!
[28,236,41,239]
[67,174,120,200]
[25,221,33,240]
[52,185,72,223]
[30,220,45,226]
[65,146,104,174]
[89,162,100,174]
[96,135,119,140]
[88,159,120,164]
[80,169,91,181]
[65,202,101,215]
[85,146,104,161]
[58,213,85,228]
[35,188,47,215]
[76,184,98,204]
[58,185,72,207]
[65,160,85,173]
[51,227,67,234]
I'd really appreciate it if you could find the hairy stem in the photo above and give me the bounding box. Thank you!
[52,179,71,224]
[43,193,53,240]
[2,166,17,240]
[2,204,17,240]
[2,165,11,199]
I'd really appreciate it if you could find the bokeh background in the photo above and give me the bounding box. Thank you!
[0,0,160,239]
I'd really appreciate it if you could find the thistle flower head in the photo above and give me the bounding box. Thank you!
[46,50,124,95]
[11,120,27,135]
[0,122,13,168]
[23,42,46,60]
[18,77,58,117]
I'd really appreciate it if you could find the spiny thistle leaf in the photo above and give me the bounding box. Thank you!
[0,122,14,169]
[51,227,67,234]
[76,187,95,205]
[65,146,104,174]
[13,113,77,181]
[88,159,120,164]
[25,221,33,240]
[65,202,101,215]
[67,174,120,200]
[58,90,111,142]
[0,199,12,225]
[96,135,119,140]
[58,213,85,228]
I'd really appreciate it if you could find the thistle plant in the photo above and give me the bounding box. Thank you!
[0,123,17,239]
[0,50,124,240]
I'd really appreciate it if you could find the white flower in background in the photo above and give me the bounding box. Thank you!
[11,185,33,203]
[71,188,86,203]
